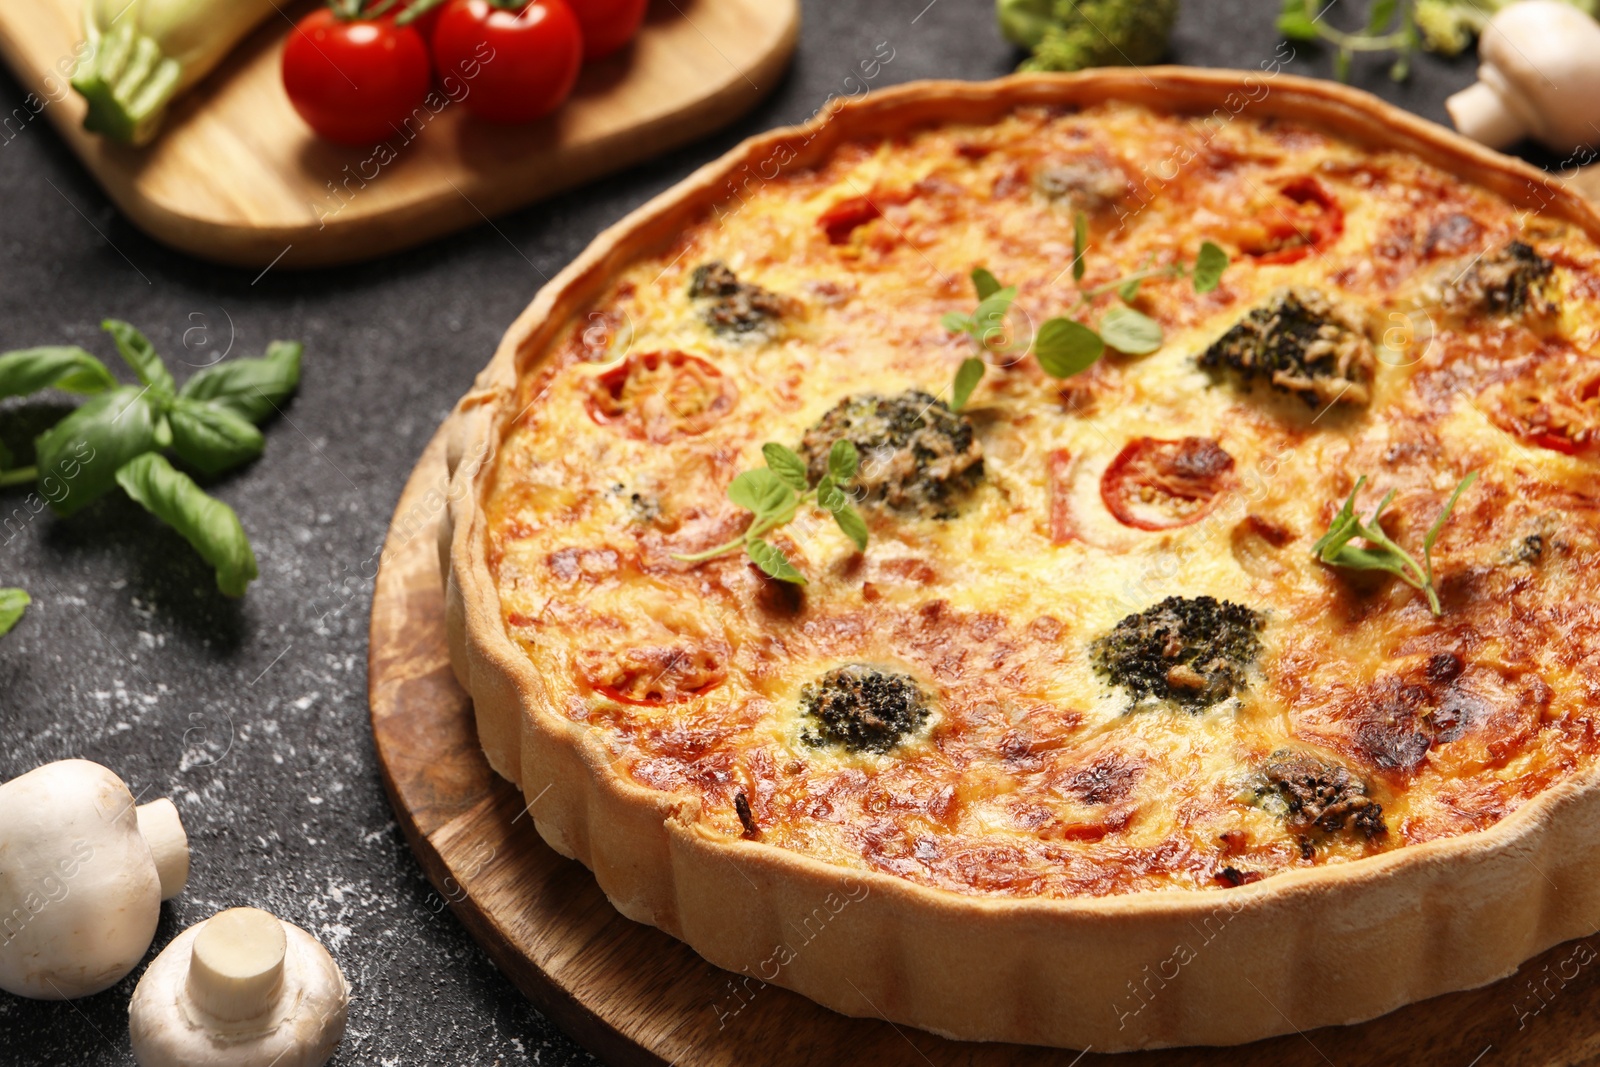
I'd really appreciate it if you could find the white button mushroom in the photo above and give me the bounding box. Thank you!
[1446,0,1600,154]
[129,907,349,1067]
[0,759,190,999]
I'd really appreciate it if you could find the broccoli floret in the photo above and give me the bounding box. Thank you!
[800,664,931,753]
[1257,750,1386,838]
[799,391,983,519]
[688,261,790,339]
[1199,287,1376,408]
[1435,241,1556,318]
[998,0,1179,72]
[1091,596,1264,710]
[1415,0,1599,56]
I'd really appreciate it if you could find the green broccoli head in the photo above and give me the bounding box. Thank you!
[999,0,1180,72]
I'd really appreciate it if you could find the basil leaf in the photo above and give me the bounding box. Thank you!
[0,588,30,637]
[1032,318,1104,378]
[1193,241,1229,293]
[727,468,795,520]
[971,267,1001,301]
[746,538,806,584]
[178,340,303,424]
[103,319,174,397]
[941,311,973,334]
[1072,213,1088,283]
[0,346,117,398]
[1099,306,1164,355]
[169,398,266,475]
[34,386,160,517]
[828,439,859,482]
[832,504,869,552]
[115,453,258,597]
[951,357,985,412]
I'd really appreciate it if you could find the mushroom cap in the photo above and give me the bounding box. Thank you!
[129,913,349,1067]
[1478,0,1600,152]
[0,759,162,999]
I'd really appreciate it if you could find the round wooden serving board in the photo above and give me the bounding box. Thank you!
[0,0,798,269]
[370,418,1600,1067]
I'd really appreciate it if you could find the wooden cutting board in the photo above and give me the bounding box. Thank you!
[0,0,798,269]
[368,418,1600,1067]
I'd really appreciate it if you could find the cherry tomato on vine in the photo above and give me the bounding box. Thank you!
[281,8,432,145]
[567,0,649,60]
[431,0,583,124]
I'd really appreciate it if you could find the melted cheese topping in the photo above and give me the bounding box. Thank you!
[485,103,1600,898]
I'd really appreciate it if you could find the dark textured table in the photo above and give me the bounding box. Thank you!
[0,2,1496,1063]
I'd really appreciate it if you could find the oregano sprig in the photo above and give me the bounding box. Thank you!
[1,320,303,597]
[1311,472,1477,616]
[943,232,1228,409]
[670,440,867,584]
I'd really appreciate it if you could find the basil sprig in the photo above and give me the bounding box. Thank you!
[0,588,29,638]
[2,320,303,597]
[671,440,867,584]
[1312,472,1477,616]
[942,234,1228,410]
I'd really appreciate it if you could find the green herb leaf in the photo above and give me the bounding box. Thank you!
[746,537,806,584]
[1334,47,1353,82]
[762,442,810,492]
[951,356,986,412]
[0,346,117,398]
[1033,317,1104,378]
[1193,241,1229,293]
[0,588,30,637]
[102,319,175,397]
[1118,275,1143,303]
[169,398,266,475]
[827,438,859,483]
[1367,0,1397,33]
[971,286,1018,350]
[727,468,797,522]
[816,476,846,513]
[1311,473,1476,616]
[941,311,973,334]
[971,267,1001,301]
[1072,212,1088,283]
[114,453,258,597]
[1277,0,1319,39]
[832,503,869,552]
[1099,306,1164,355]
[33,386,161,516]
[178,340,303,424]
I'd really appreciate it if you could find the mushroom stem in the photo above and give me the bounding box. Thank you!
[185,908,287,1022]
[1445,79,1526,150]
[135,798,190,901]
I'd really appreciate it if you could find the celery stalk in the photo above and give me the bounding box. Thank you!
[71,0,281,145]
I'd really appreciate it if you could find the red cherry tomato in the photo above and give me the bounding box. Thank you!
[282,10,432,146]
[432,0,583,124]
[567,0,648,60]
[1100,437,1236,531]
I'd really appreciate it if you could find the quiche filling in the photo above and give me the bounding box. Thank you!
[485,101,1600,899]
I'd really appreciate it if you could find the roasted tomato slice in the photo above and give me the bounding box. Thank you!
[1235,176,1344,265]
[818,188,913,245]
[1488,350,1600,456]
[576,644,727,705]
[1100,437,1236,531]
[585,350,737,442]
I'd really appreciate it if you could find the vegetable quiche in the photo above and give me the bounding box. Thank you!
[443,72,1600,1050]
